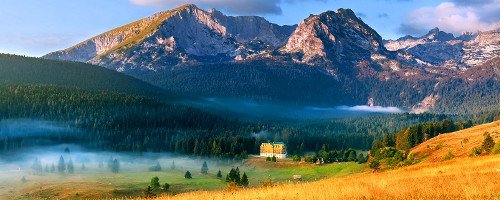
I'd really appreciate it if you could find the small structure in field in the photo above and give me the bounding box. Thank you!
[260,142,287,158]
[293,175,302,180]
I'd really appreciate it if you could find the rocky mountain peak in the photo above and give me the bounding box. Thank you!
[281,9,388,66]
[423,27,455,41]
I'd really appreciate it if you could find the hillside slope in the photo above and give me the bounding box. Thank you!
[0,54,172,100]
[152,122,500,200]
[411,120,500,162]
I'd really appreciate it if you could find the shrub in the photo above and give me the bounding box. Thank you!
[266,157,271,161]
[292,155,301,162]
[357,154,367,164]
[369,160,380,169]
[481,134,495,153]
[144,186,155,198]
[163,183,170,192]
[271,156,277,162]
[443,152,455,161]
[491,142,500,155]
[470,147,482,157]
[261,175,274,187]
[150,176,160,190]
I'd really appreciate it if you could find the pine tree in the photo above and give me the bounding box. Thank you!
[241,173,249,187]
[57,156,65,173]
[357,153,366,163]
[184,171,192,179]
[170,160,175,170]
[482,134,495,153]
[217,170,222,178]
[111,159,120,173]
[201,161,208,174]
[347,150,357,162]
[67,159,74,174]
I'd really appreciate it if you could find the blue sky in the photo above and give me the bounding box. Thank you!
[0,0,498,57]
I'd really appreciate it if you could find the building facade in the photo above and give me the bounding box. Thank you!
[260,142,287,158]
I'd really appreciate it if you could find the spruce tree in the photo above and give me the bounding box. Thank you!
[201,161,208,174]
[241,173,249,187]
[57,156,65,173]
[216,170,222,178]
[67,159,74,174]
[482,134,495,153]
[170,160,175,170]
[111,159,120,173]
[184,171,192,179]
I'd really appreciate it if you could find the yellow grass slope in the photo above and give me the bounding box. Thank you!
[152,121,500,200]
[411,120,500,162]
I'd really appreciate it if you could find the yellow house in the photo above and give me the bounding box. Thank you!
[260,142,287,158]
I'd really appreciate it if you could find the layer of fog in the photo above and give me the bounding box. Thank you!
[0,144,226,171]
[181,97,404,120]
[0,119,78,137]
[0,144,231,185]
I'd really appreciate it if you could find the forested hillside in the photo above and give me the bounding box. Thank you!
[0,54,171,100]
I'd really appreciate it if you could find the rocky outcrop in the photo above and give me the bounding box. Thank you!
[385,28,499,67]
[281,9,389,66]
[44,4,295,71]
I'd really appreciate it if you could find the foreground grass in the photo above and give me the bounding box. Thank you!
[155,155,500,200]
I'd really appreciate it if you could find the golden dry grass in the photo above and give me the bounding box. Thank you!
[151,155,500,200]
[412,120,500,162]
[147,121,500,200]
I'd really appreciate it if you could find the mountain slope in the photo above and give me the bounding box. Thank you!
[411,120,500,162]
[385,28,499,68]
[44,4,295,72]
[43,5,500,114]
[281,8,391,67]
[0,54,172,100]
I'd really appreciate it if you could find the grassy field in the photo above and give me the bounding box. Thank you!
[159,155,500,200]
[0,157,365,199]
[151,120,500,200]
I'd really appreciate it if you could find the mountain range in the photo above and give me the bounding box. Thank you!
[43,4,499,114]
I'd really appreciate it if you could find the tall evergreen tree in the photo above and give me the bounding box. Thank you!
[482,134,495,153]
[67,159,74,174]
[184,171,192,179]
[241,173,249,187]
[201,161,208,174]
[57,156,65,173]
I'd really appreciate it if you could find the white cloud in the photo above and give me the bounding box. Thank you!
[337,105,404,113]
[400,1,499,35]
[129,0,327,15]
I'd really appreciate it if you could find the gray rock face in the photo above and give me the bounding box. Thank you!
[385,28,499,68]
[281,9,389,65]
[44,4,295,71]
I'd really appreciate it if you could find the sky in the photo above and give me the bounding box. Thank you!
[0,0,498,57]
